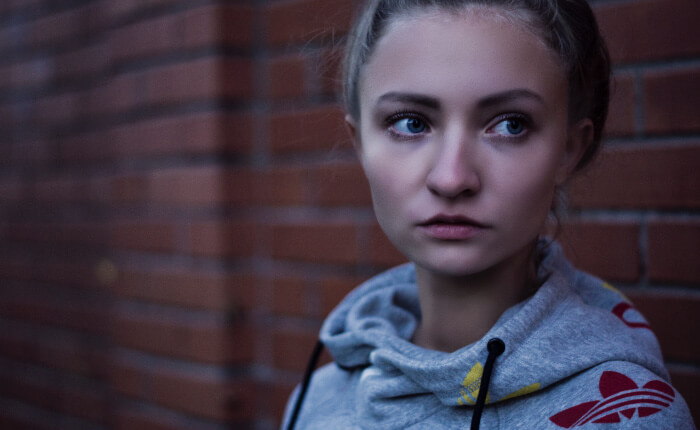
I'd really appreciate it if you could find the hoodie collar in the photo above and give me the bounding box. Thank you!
[320,242,667,411]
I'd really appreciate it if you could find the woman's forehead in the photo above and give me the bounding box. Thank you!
[359,9,566,110]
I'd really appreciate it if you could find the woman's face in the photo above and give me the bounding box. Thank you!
[353,9,589,277]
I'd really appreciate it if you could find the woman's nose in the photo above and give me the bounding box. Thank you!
[425,135,481,199]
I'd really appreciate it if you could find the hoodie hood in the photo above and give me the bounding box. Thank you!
[318,242,668,424]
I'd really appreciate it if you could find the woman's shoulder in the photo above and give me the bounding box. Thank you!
[281,362,361,429]
[541,360,695,429]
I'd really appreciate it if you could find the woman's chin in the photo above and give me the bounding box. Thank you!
[412,255,494,279]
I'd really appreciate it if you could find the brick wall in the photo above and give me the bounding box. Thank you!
[0,0,697,428]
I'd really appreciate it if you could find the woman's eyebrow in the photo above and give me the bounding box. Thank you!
[476,89,544,109]
[375,89,543,112]
[376,92,441,110]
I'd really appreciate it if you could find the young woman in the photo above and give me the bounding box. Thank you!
[283,0,695,428]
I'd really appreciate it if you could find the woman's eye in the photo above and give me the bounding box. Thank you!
[490,117,527,136]
[392,117,428,135]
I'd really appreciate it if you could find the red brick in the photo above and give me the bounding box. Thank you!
[627,291,700,362]
[30,6,88,47]
[113,314,253,364]
[12,139,51,165]
[0,413,38,430]
[110,361,142,398]
[111,172,148,204]
[272,277,308,317]
[86,175,113,205]
[0,367,108,424]
[182,4,253,50]
[604,73,636,137]
[314,162,371,206]
[109,14,177,64]
[269,106,350,153]
[0,178,24,202]
[220,113,255,154]
[0,104,13,129]
[60,259,105,289]
[264,0,356,47]
[569,143,700,209]
[319,275,364,316]
[595,0,700,64]
[101,0,147,21]
[647,221,700,284]
[255,166,309,206]
[114,268,255,311]
[368,224,407,267]
[55,41,107,81]
[268,55,307,100]
[0,65,9,90]
[643,67,700,134]
[31,258,103,289]
[0,26,18,53]
[272,327,320,372]
[271,223,358,264]
[146,57,253,105]
[0,330,107,379]
[111,361,254,421]
[0,257,31,281]
[104,112,252,160]
[34,91,80,125]
[114,408,178,430]
[260,381,297,426]
[86,73,139,117]
[146,166,228,206]
[152,373,254,421]
[222,169,257,205]
[0,294,109,336]
[189,220,256,257]
[559,221,640,282]
[31,176,86,203]
[11,0,42,9]
[4,221,109,248]
[0,66,10,90]
[110,221,175,253]
[668,366,700,425]
[0,57,52,89]
[57,129,112,162]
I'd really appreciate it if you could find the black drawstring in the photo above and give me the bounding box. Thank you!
[471,338,506,430]
[287,340,324,430]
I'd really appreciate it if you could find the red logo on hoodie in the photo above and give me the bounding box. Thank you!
[611,302,651,330]
[549,371,675,428]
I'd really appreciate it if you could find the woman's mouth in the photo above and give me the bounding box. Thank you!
[416,215,487,240]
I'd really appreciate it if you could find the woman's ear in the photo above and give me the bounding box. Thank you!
[345,114,358,142]
[345,114,362,163]
[556,118,594,184]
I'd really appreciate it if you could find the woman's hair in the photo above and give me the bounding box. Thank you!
[342,0,610,171]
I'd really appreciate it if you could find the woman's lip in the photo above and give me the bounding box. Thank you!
[417,223,484,240]
[416,215,488,240]
[417,214,487,227]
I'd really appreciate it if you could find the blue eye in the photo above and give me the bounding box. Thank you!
[393,117,427,134]
[491,118,526,136]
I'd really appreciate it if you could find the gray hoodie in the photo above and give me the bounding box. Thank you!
[282,242,695,429]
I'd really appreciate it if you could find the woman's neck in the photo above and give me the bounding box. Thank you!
[412,243,538,352]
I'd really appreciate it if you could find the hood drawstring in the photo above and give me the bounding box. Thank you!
[287,340,324,430]
[471,338,506,430]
